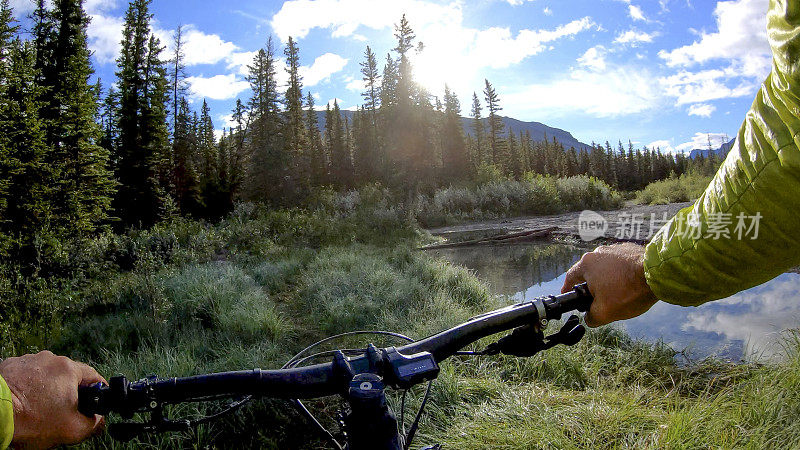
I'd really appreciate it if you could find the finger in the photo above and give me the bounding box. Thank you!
[561,253,590,293]
[584,301,608,328]
[76,362,106,386]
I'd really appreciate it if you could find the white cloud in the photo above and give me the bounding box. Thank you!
[659,68,756,105]
[9,0,36,14]
[658,0,770,78]
[344,76,366,93]
[471,18,597,69]
[300,53,348,87]
[614,29,657,45]
[180,26,240,66]
[187,74,250,101]
[687,103,715,117]
[87,14,124,64]
[226,51,259,77]
[683,274,800,360]
[543,7,552,15]
[84,0,116,14]
[647,139,673,151]
[270,0,463,43]
[628,4,646,21]
[577,46,606,71]
[674,132,730,153]
[503,65,662,118]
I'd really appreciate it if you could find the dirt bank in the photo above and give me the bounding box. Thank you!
[425,202,692,245]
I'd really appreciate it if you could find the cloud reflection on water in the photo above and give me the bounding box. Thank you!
[432,243,800,362]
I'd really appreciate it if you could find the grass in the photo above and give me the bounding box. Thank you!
[5,185,800,448]
[634,172,713,205]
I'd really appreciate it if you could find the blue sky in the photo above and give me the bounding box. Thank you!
[11,0,772,153]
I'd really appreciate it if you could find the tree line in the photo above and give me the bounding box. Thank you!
[0,0,722,271]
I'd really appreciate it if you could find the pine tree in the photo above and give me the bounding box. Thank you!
[227,98,249,197]
[38,0,115,236]
[327,101,352,188]
[245,38,285,203]
[483,79,507,170]
[441,85,468,181]
[470,92,485,166]
[171,96,200,214]
[305,92,327,185]
[283,36,307,192]
[198,99,217,187]
[359,45,381,182]
[1,37,56,266]
[168,24,188,131]
[113,0,172,227]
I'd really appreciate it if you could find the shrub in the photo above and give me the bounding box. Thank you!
[635,172,712,205]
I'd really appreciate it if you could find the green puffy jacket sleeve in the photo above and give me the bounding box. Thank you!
[0,375,13,449]
[644,0,800,306]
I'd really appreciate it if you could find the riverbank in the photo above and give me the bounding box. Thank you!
[426,201,691,244]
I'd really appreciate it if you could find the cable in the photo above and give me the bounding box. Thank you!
[281,330,416,450]
[282,330,414,369]
[404,381,433,450]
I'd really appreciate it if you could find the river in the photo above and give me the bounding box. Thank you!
[430,242,800,362]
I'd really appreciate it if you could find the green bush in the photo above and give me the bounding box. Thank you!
[415,175,623,227]
[635,172,713,205]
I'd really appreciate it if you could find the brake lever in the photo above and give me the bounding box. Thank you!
[482,314,585,357]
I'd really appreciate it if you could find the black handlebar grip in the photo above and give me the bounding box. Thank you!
[546,283,593,316]
[78,382,108,417]
[568,283,593,312]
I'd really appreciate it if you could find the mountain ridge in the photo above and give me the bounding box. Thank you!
[314,110,592,150]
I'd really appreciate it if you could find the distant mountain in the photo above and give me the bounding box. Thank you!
[689,138,735,159]
[461,116,592,151]
[314,111,592,150]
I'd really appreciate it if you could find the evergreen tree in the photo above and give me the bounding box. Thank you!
[441,85,468,181]
[0,37,56,266]
[168,24,188,131]
[245,38,285,203]
[283,36,307,191]
[470,92,485,165]
[305,92,327,185]
[483,79,507,170]
[39,0,115,235]
[327,101,352,188]
[358,45,381,182]
[198,99,217,187]
[226,98,249,198]
[113,0,172,227]
[171,96,200,214]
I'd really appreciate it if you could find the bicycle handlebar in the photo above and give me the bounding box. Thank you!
[78,283,593,417]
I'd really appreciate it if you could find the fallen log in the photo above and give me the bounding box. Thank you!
[418,226,559,250]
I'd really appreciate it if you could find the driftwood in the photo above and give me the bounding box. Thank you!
[419,226,559,250]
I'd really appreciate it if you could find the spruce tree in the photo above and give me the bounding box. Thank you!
[470,92,485,165]
[441,85,468,181]
[1,38,56,266]
[245,38,285,203]
[359,45,381,182]
[172,96,201,214]
[305,92,327,185]
[40,0,115,235]
[327,101,352,188]
[483,79,507,170]
[113,0,172,227]
[283,36,307,192]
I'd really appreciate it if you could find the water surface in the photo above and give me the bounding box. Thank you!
[431,243,800,362]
